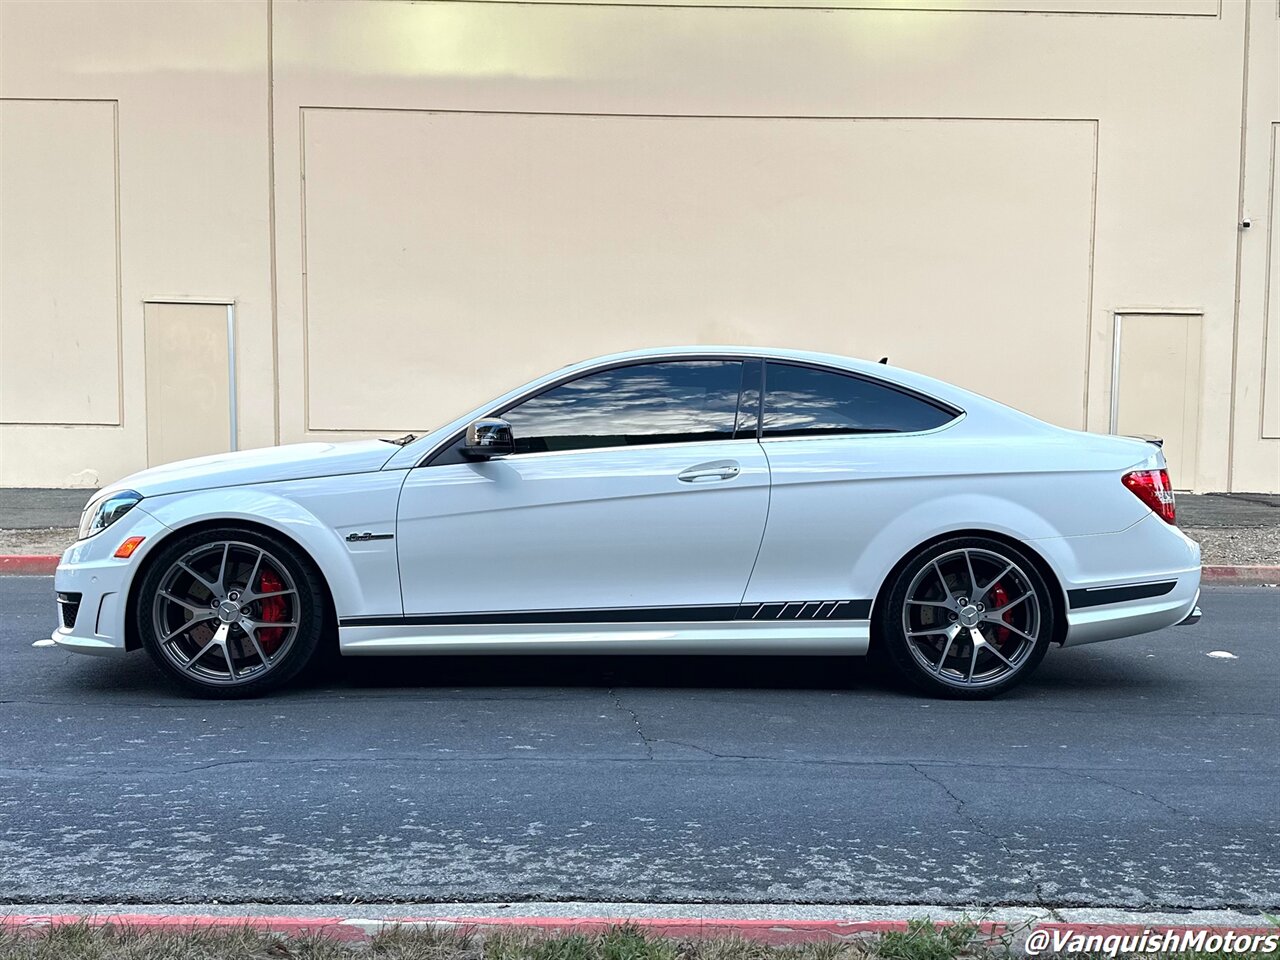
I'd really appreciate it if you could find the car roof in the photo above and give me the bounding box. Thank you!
[565,344,881,368]
[551,345,981,411]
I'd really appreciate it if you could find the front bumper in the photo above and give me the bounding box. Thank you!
[50,505,173,658]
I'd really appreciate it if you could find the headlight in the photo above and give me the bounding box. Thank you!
[77,490,143,540]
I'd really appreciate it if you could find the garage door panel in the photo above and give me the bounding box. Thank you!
[1263,123,1280,440]
[0,99,121,426]
[300,110,1095,432]
[514,0,1217,13]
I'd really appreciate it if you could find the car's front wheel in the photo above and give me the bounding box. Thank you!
[136,527,326,698]
[877,537,1055,698]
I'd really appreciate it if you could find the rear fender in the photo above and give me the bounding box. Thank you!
[852,492,1067,608]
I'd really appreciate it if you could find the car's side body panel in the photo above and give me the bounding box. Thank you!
[747,424,1156,607]
[394,438,770,616]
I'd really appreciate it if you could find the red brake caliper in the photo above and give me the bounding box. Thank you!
[257,568,288,655]
[989,581,1012,648]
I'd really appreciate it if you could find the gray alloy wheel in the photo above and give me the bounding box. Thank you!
[880,537,1054,698]
[138,528,325,697]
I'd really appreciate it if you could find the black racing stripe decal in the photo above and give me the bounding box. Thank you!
[343,606,739,628]
[735,599,872,621]
[341,600,871,629]
[1067,580,1178,609]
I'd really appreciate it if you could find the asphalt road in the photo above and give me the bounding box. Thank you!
[2,578,1277,910]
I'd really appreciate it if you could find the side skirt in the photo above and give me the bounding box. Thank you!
[339,620,871,657]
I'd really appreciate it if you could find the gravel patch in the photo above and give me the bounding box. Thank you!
[1182,526,1280,566]
[0,528,73,557]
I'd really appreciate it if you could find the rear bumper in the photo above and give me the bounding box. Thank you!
[1062,573,1200,646]
[1033,511,1202,647]
[1178,600,1202,626]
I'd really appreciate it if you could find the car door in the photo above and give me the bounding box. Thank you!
[395,358,770,618]
[743,361,962,609]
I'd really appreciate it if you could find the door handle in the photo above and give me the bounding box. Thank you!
[677,460,742,483]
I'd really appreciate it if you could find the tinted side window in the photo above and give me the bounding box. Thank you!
[503,360,746,454]
[762,363,956,438]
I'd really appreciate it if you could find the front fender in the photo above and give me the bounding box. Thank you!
[136,481,400,619]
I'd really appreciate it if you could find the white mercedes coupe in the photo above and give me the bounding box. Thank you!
[51,347,1202,699]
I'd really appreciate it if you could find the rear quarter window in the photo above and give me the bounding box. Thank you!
[762,362,958,438]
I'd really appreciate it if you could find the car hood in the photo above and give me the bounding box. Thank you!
[100,440,399,500]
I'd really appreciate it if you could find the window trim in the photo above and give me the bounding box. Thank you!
[737,358,764,440]
[759,360,963,441]
[416,353,962,467]
[420,355,752,466]
[454,433,771,465]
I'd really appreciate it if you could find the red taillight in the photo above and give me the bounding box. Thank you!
[1122,469,1176,524]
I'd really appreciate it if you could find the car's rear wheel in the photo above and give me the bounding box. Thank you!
[878,537,1054,698]
[136,527,325,698]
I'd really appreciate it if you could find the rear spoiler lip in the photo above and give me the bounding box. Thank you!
[1122,433,1164,448]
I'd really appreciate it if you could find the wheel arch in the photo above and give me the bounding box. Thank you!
[868,529,1069,650]
[123,515,340,653]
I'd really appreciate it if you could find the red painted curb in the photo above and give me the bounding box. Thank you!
[1201,564,1280,583]
[427,917,947,944]
[0,915,985,945]
[0,915,366,942]
[0,555,58,575]
[2,915,1275,946]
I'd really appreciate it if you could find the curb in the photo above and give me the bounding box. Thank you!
[0,555,58,575]
[5,557,1278,582]
[1201,564,1279,584]
[0,916,935,945]
[1,914,1275,946]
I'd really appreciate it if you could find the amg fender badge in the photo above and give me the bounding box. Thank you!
[345,531,395,542]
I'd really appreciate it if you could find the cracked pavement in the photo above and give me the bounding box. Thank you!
[1,577,1277,909]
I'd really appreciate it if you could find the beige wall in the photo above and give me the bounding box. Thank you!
[0,0,272,489]
[2,0,1277,493]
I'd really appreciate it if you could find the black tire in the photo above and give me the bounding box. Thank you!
[876,536,1055,699]
[136,526,327,698]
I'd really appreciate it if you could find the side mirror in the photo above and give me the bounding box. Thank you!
[462,418,515,459]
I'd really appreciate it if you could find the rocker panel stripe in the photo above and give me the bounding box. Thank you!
[341,600,871,629]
